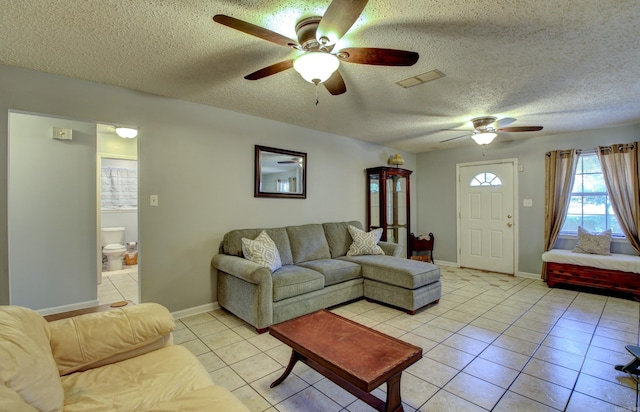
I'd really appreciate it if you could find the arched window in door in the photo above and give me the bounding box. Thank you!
[469,172,502,187]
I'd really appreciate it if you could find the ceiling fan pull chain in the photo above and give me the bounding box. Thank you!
[315,83,319,106]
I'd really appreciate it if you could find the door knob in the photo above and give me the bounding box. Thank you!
[507,214,512,219]
[507,222,513,228]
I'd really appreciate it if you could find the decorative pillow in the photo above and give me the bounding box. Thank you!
[241,231,282,272]
[572,226,612,255]
[347,225,385,256]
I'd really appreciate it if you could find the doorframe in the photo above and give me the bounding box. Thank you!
[456,158,519,274]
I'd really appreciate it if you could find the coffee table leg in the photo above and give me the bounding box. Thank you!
[385,373,403,412]
[270,350,302,388]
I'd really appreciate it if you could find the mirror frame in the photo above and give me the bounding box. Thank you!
[255,145,307,199]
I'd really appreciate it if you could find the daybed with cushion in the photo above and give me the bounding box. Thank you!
[542,226,640,300]
[0,303,249,412]
[212,221,441,332]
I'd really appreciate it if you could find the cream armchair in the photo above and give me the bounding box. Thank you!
[0,303,249,411]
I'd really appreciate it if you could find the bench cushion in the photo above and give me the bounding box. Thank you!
[542,249,640,274]
[297,259,362,286]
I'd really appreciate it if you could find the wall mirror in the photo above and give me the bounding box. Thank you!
[255,145,307,199]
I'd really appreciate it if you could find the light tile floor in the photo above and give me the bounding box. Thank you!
[175,266,640,412]
[97,265,139,304]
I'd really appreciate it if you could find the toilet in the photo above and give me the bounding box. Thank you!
[101,227,127,271]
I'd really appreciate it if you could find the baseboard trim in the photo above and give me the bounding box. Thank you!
[517,271,542,280]
[433,260,457,267]
[36,299,100,316]
[171,302,220,320]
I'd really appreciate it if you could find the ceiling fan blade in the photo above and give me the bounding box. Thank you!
[337,48,419,66]
[439,134,468,143]
[244,60,294,80]
[213,15,299,48]
[323,70,347,95]
[495,117,516,128]
[497,126,543,132]
[317,0,368,44]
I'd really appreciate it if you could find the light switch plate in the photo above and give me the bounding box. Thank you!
[523,199,533,207]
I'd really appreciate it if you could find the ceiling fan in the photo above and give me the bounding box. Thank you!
[213,0,419,96]
[440,117,543,145]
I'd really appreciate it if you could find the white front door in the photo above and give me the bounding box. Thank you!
[458,161,515,274]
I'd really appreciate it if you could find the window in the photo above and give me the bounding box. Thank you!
[469,172,502,187]
[561,154,623,235]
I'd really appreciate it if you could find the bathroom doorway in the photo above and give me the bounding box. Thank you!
[97,124,139,304]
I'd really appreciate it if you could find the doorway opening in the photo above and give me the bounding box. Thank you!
[97,124,139,305]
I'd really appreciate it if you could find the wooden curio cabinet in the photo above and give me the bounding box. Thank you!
[366,167,412,258]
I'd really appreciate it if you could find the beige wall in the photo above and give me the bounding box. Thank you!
[0,64,416,312]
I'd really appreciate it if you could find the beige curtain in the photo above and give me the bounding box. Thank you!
[597,142,640,254]
[542,149,579,280]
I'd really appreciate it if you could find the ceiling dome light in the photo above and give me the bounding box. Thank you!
[293,51,340,84]
[115,127,138,139]
[471,132,497,145]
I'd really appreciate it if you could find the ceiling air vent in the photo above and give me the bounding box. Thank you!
[396,69,445,88]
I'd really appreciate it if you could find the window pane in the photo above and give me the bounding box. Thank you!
[572,175,583,193]
[583,215,606,232]
[582,195,606,214]
[582,174,606,193]
[567,196,582,214]
[563,215,581,232]
[560,154,623,236]
[581,155,601,173]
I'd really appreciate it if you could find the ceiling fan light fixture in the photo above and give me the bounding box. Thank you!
[115,127,138,139]
[293,51,340,84]
[471,132,497,145]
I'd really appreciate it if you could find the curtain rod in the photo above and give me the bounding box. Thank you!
[546,143,636,157]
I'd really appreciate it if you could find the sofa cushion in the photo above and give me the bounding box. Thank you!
[323,221,363,258]
[222,227,293,265]
[241,230,282,273]
[0,306,64,412]
[272,265,325,301]
[287,224,331,263]
[49,303,175,376]
[297,259,362,286]
[61,345,249,411]
[347,225,385,256]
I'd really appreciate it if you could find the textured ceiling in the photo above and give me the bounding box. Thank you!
[2,0,639,152]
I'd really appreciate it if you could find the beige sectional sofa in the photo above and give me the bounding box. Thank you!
[212,221,441,331]
[0,303,249,412]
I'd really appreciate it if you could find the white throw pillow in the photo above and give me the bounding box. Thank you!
[241,231,282,272]
[347,225,385,256]
[572,226,612,255]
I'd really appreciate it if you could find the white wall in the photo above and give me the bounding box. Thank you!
[8,113,97,309]
[416,123,640,275]
[0,64,416,311]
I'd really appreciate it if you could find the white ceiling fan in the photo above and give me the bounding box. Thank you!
[440,117,543,145]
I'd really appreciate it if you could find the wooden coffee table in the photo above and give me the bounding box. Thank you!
[269,310,422,412]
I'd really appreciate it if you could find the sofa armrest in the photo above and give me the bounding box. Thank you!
[49,303,175,376]
[379,241,403,257]
[212,254,273,285]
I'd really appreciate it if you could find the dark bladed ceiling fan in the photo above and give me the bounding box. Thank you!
[440,117,543,145]
[213,0,419,96]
